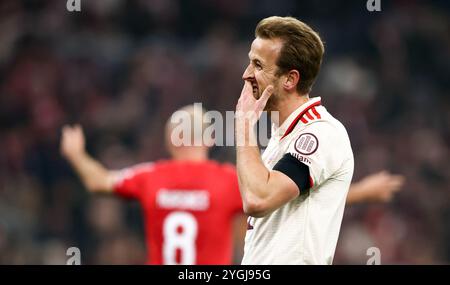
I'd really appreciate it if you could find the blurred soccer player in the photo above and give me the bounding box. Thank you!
[60,105,244,265]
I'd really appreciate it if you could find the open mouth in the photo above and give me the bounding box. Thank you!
[251,82,259,98]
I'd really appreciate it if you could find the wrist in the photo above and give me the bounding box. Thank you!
[236,128,257,147]
[65,149,88,163]
[352,181,375,202]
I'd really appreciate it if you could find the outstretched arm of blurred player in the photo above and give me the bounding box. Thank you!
[346,171,405,205]
[60,124,114,193]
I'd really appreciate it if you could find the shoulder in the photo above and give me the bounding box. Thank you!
[120,162,156,176]
[289,113,352,159]
[298,106,349,141]
[206,161,237,178]
[111,161,157,187]
[196,160,238,181]
[118,160,178,178]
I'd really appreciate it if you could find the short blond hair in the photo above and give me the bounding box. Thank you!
[255,16,325,94]
[165,104,211,147]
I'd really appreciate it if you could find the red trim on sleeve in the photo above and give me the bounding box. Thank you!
[280,100,321,140]
[305,110,314,121]
[311,106,321,119]
[309,176,314,189]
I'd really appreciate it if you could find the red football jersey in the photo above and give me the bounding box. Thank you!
[113,160,243,265]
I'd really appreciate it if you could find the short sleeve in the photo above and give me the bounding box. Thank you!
[284,122,341,189]
[111,162,156,200]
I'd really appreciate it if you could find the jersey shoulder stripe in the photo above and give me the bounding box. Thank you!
[280,100,322,140]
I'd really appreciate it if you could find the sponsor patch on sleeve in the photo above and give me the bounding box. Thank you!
[294,133,319,155]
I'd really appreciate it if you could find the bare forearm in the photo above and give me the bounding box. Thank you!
[346,172,405,205]
[237,145,270,198]
[237,144,300,217]
[236,126,273,215]
[346,183,365,205]
[235,83,298,216]
[66,152,112,192]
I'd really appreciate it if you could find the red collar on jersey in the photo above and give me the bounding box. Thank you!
[280,99,322,141]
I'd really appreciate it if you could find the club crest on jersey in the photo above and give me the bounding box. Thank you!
[294,133,319,155]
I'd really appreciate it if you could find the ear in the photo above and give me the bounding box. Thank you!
[282,70,300,92]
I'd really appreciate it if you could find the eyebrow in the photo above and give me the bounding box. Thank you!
[248,53,263,65]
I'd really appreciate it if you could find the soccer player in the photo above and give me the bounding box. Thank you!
[235,16,354,264]
[60,105,244,265]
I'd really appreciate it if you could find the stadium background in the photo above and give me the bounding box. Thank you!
[0,0,448,264]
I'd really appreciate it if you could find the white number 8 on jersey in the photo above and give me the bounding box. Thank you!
[163,211,198,265]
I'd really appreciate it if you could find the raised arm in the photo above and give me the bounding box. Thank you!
[346,171,405,205]
[60,124,114,193]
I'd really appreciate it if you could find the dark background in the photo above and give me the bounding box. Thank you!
[0,0,449,264]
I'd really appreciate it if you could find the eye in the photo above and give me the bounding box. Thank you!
[253,61,262,70]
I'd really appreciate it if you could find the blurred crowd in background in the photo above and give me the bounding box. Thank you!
[0,0,448,264]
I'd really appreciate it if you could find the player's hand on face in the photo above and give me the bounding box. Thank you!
[236,80,273,127]
[357,171,405,203]
[60,124,86,160]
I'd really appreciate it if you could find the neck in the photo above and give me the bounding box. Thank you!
[271,92,310,126]
[171,147,209,161]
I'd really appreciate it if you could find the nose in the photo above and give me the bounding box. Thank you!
[242,64,254,80]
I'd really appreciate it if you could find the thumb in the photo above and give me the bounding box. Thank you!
[258,85,274,106]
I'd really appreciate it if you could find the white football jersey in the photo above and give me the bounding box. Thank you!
[241,97,354,265]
